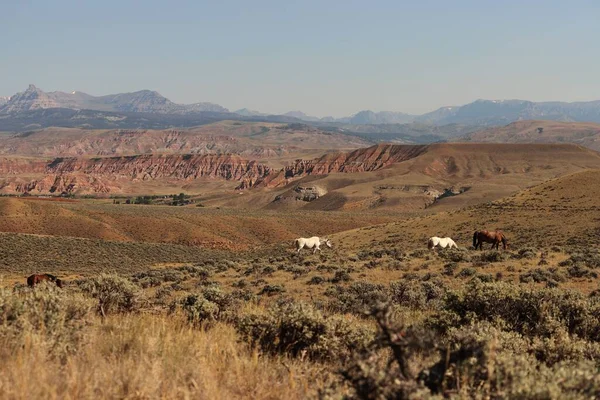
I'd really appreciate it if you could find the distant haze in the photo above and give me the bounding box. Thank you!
[2,1,599,117]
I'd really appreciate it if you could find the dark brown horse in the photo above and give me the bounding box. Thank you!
[27,274,63,288]
[473,230,508,250]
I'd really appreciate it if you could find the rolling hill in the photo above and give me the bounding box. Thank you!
[331,169,600,252]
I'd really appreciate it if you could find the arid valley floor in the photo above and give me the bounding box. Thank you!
[2,121,600,399]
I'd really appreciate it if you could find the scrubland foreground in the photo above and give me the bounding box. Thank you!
[3,243,600,399]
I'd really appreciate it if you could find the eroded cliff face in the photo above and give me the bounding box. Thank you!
[0,154,272,194]
[0,144,431,194]
[262,144,429,187]
[1,143,598,195]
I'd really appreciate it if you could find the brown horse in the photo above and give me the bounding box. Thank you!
[473,230,508,250]
[27,274,63,288]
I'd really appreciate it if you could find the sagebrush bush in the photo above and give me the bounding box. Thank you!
[236,301,373,362]
[339,304,600,399]
[429,281,600,341]
[389,280,445,310]
[0,284,91,356]
[331,269,352,283]
[178,286,240,327]
[78,273,141,316]
[476,251,509,263]
[443,262,459,276]
[437,248,471,263]
[325,282,388,314]
[457,267,476,278]
[259,284,286,296]
[517,247,538,259]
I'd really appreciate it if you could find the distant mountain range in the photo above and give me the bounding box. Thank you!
[272,100,600,126]
[3,85,600,132]
[0,85,227,115]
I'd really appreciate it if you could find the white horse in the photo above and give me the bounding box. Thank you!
[294,237,332,253]
[428,236,457,250]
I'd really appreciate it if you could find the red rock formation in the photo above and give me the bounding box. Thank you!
[0,154,272,194]
[262,144,429,187]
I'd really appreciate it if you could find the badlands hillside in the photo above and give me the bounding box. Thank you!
[0,142,599,213]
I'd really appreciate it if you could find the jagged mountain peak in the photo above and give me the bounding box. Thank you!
[0,85,228,115]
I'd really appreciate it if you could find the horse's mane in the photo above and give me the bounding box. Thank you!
[44,273,58,281]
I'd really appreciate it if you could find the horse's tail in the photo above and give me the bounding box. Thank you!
[473,231,478,248]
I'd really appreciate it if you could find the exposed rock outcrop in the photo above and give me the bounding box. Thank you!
[1,154,271,194]
[263,144,428,187]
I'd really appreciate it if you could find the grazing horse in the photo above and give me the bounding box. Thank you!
[428,236,457,250]
[294,237,332,254]
[27,274,63,288]
[473,230,508,250]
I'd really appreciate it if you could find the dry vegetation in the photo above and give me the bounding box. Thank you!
[2,169,600,398]
[0,199,396,250]
[460,120,600,151]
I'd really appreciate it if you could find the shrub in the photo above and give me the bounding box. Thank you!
[438,248,471,263]
[259,284,286,296]
[235,301,373,362]
[457,267,476,278]
[180,295,219,326]
[308,276,325,285]
[567,264,597,279]
[0,284,91,355]
[409,249,429,259]
[262,266,275,275]
[517,247,537,259]
[566,251,600,269]
[430,281,600,341]
[178,287,239,326]
[477,251,508,263]
[325,282,388,315]
[339,303,600,399]
[473,273,494,283]
[443,262,459,276]
[331,270,352,283]
[389,281,427,310]
[78,273,141,316]
[520,268,566,283]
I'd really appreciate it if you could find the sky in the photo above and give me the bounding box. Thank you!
[1,0,599,117]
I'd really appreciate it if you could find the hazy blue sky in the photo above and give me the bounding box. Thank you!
[1,0,599,117]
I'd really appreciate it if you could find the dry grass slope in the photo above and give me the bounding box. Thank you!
[459,120,600,151]
[333,168,600,252]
